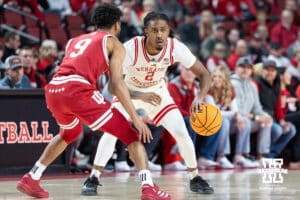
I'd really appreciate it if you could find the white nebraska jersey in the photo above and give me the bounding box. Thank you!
[123,36,196,90]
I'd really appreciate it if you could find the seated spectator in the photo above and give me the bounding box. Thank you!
[201,24,227,61]
[70,0,96,14]
[137,0,155,26]
[287,29,300,58]
[227,29,240,54]
[119,6,140,43]
[197,10,214,41]
[231,56,273,164]
[166,65,221,170]
[0,55,31,89]
[249,10,272,36]
[206,43,228,73]
[210,67,258,168]
[227,39,248,71]
[0,44,5,78]
[256,24,270,49]
[268,42,300,80]
[248,33,269,64]
[253,60,296,159]
[176,9,200,55]
[2,31,20,62]
[277,67,300,168]
[46,0,73,18]
[270,10,298,53]
[36,40,58,82]
[18,46,47,88]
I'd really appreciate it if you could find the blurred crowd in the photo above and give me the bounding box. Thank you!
[1,0,300,171]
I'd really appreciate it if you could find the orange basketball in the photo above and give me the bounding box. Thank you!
[189,103,222,136]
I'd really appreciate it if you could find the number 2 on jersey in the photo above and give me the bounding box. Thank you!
[70,39,92,58]
[145,70,155,81]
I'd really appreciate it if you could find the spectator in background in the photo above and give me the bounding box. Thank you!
[287,29,300,58]
[248,33,269,64]
[155,0,183,26]
[18,46,46,88]
[206,43,228,73]
[46,0,73,18]
[227,39,248,71]
[70,0,96,14]
[270,10,298,53]
[227,28,240,54]
[210,67,258,168]
[137,0,155,26]
[201,24,227,61]
[285,0,300,27]
[256,24,270,49]
[119,6,140,43]
[268,42,300,80]
[2,31,20,62]
[253,60,296,159]
[176,9,200,56]
[37,40,58,82]
[198,10,214,41]
[120,0,143,35]
[4,0,45,23]
[249,10,272,36]
[277,67,300,168]
[0,55,31,89]
[166,65,220,170]
[231,57,273,164]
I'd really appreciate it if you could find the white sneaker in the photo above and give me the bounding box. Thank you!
[234,155,259,168]
[217,157,234,169]
[115,161,132,171]
[164,161,187,171]
[148,161,162,171]
[197,157,220,169]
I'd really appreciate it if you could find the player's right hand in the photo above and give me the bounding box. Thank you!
[132,118,153,143]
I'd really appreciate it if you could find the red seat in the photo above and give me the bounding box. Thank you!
[220,21,238,32]
[4,11,23,28]
[44,13,62,28]
[65,15,85,30]
[27,27,47,41]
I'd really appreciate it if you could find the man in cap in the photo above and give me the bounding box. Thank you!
[231,56,273,166]
[0,55,31,89]
[253,59,296,159]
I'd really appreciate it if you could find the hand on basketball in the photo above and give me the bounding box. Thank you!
[190,97,204,113]
[139,92,162,106]
[132,118,153,143]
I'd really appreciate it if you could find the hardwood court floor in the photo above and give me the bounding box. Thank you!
[0,169,300,200]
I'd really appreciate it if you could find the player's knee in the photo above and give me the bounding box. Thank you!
[60,123,83,144]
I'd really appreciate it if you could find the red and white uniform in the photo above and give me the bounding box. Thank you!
[114,36,196,125]
[45,31,139,145]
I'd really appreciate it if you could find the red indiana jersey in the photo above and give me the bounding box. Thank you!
[55,31,111,87]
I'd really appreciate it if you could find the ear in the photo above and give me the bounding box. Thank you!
[144,27,148,37]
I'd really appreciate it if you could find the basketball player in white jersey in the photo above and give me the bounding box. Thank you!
[81,12,214,197]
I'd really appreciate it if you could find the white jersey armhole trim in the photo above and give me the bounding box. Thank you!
[102,34,111,66]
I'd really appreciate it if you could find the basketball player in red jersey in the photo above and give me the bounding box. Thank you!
[81,12,214,196]
[16,4,171,200]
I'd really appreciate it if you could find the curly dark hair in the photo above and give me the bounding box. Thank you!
[143,12,169,27]
[91,3,122,29]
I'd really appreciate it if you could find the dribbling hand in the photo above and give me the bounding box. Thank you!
[132,118,153,143]
[190,96,204,113]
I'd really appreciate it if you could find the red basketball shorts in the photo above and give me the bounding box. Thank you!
[45,75,139,145]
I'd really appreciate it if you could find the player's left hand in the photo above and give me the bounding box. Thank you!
[132,118,153,143]
[139,92,162,106]
[190,96,204,113]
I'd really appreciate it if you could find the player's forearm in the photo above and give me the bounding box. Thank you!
[109,80,139,121]
[197,70,211,100]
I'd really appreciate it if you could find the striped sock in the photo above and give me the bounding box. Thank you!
[139,170,153,186]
